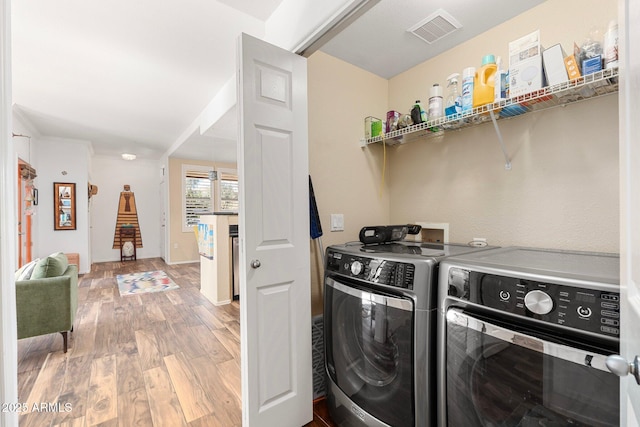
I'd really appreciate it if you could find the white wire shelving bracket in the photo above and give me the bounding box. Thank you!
[360,67,619,170]
[489,109,511,170]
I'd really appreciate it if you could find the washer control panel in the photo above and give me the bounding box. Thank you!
[326,249,416,289]
[447,268,620,338]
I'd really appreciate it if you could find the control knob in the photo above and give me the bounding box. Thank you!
[350,261,363,276]
[524,290,554,315]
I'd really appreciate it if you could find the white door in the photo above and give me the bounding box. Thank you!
[619,0,640,424]
[237,33,312,426]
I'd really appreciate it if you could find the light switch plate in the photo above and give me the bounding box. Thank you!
[330,214,344,232]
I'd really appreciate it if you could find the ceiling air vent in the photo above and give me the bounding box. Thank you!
[408,9,462,44]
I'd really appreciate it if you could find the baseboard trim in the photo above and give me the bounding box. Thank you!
[166,259,200,265]
[214,299,231,306]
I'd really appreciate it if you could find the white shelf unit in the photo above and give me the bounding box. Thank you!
[361,67,619,168]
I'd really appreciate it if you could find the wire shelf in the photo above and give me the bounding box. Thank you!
[361,66,619,147]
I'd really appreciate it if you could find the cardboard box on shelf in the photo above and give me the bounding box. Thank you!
[564,42,583,80]
[564,55,581,80]
[509,30,545,97]
[543,44,569,86]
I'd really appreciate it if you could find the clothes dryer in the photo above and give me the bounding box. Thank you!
[437,247,620,427]
[324,241,497,427]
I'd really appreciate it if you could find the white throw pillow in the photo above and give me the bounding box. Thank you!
[122,241,135,257]
[15,258,40,281]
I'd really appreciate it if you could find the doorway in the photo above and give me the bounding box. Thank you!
[17,159,36,268]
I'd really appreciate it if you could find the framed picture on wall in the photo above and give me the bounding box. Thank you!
[54,182,76,230]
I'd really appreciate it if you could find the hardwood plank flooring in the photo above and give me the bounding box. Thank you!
[17,257,336,426]
[85,354,118,425]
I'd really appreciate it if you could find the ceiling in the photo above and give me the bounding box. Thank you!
[321,0,545,79]
[11,0,545,163]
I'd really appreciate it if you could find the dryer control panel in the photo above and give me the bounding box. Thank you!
[326,249,416,289]
[447,268,620,338]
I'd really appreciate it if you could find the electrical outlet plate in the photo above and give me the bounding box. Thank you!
[330,214,344,232]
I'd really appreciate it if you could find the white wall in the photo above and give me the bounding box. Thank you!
[307,51,390,314]
[33,137,91,273]
[91,155,162,262]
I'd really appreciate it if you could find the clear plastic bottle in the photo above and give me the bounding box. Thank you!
[428,84,444,120]
[445,73,462,118]
[604,20,618,69]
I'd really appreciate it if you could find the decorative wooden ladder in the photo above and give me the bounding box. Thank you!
[111,185,143,250]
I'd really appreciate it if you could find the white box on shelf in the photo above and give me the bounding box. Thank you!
[509,30,544,97]
[543,43,570,86]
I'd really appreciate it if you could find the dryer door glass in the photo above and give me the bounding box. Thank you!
[325,277,414,427]
[444,308,619,427]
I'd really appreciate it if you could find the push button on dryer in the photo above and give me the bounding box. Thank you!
[577,306,592,318]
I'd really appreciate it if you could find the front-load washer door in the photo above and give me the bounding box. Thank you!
[444,308,619,427]
[325,277,414,427]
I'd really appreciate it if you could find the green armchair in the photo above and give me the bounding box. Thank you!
[15,264,78,353]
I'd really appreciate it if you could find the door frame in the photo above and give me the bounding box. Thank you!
[619,0,640,423]
[17,160,24,267]
[17,159,34,267]
[0,0,19,425]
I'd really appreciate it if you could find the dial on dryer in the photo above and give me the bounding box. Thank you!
[350,260,363,276]
[524,290,554,315]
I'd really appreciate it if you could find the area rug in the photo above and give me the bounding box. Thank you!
[116,270,179,296]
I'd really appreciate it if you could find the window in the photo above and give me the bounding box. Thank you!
[182,165,213,232]
[218,169,239,212]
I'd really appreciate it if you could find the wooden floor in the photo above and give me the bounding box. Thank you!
[17,257,335,427]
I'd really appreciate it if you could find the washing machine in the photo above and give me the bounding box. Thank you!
[437,246,620,427]
[323,241,497,427]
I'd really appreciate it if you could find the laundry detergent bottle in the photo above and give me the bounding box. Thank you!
[473,54,497,108]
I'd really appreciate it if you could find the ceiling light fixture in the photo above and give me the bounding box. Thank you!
[122,153,136,161]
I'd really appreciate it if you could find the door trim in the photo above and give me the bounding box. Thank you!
[0,0,20,424]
